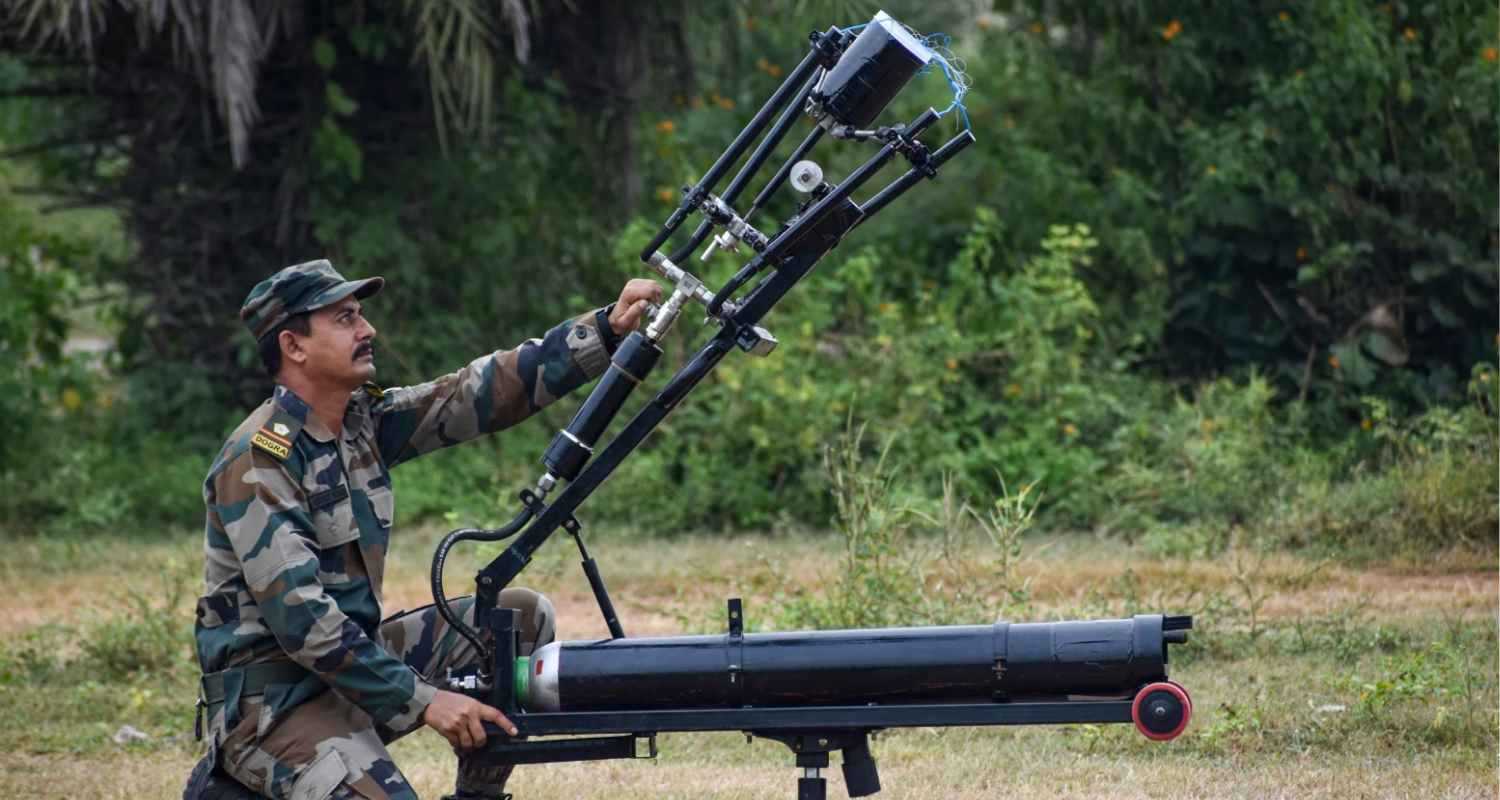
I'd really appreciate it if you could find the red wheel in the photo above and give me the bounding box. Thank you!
[1167,679,1193,717]
[1132,681,1191,741]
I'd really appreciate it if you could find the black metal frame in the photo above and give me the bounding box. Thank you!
[465,30,975,637]
[416,18,1190,800]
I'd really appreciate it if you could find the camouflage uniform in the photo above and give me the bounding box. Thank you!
[196,261,617,799]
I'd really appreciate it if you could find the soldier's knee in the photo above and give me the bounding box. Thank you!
[496,587,555,653]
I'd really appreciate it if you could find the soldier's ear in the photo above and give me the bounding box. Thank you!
[279,328,308,366]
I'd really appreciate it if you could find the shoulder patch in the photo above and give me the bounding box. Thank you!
[251,407,304,461]
[362,382,385,400]
[251,428,292,460]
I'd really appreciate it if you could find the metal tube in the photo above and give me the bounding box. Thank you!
[714,108,936,318]
[670,68,824,264]
[521,615,1189,712]
[748,125,826,218]
[857,129,976,220]
[640,42,829,261]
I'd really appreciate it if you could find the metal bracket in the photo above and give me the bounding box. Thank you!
[727,597,744,637]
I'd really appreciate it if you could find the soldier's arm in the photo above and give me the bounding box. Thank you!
[209,449,435,730]
[373,308,618,468]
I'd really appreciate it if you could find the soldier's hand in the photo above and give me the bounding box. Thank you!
[608,278,664,335]
[422,689,517,751]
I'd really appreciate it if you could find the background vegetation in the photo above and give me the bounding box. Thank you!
[0,0,1494,561]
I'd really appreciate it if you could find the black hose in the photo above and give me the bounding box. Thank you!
[430,506,535,665]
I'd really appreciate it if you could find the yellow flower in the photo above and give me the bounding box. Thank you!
[1200,418,1218,434]
[1361,418,1373,431]
[945,358,958,371]
[1029,22,1044,34]
[1278,11,1290,21]
[1403,27,1417,42]
[655,119,675,134]
[1205,164,1217,175]
[756,57,771,73]
[714,94,736,111]
[1162,20,1183,41]
[1484,47,1498,63]
[1296,246,1308,262]
[61,387,82,411]
[767,64,783,78]
[878,302,895,314]
[655,186,675,204]
[1005,383,1023,398]
[1062,423,1078,437]
[1328,355,1341,369]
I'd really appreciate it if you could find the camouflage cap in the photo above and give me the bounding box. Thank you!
[240,260,384,340]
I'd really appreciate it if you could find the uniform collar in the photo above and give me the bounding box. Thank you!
[273,383,366,443]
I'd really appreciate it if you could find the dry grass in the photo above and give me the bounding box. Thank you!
[1,523,1495,799]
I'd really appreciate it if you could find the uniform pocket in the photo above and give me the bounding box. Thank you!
[368,485,394,530]
[309,485,358,546]
[289,748,350,800]
[309,484,358,584]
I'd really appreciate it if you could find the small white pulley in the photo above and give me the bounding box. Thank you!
[790,160,824,193]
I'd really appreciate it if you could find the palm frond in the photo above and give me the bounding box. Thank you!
[405,0,534,151]
[8,0,110,52]
[208,0,265,168]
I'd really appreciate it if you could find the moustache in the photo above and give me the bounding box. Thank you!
[353,343,374,361]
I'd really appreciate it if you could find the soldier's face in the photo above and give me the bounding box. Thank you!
[296,296,378,388]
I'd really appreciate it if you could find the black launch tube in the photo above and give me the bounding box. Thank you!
[518,614,1189,712]
[542,331,662,481]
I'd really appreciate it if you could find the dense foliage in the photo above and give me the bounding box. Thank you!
[0,1,1494,556]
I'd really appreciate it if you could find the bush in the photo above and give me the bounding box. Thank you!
[775,423,1036,631]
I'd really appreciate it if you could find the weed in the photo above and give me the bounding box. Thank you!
[80,564,195,680]
[779,425,1039,630]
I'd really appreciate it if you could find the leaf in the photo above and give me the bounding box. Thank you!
[1331,341,1377,387]
[313,37,336,71]
[325,81,359,117]
[1409,261,1448,283]
[1428,298,1462,328]
[1296,265,1323,284]
[1362,330,1408,367]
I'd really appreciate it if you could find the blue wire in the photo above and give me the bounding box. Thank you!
[835,22,971,131]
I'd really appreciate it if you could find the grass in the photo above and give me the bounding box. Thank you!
[0,523,1495,799]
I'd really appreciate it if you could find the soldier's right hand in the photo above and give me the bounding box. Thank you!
[422,689,518,750]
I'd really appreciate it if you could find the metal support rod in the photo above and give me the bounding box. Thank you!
[571,527,626,639]
[474,332,738,594]
[857,129,977,221]
[747,126,826,219]
[717,108,941,319]
[670,68,824,264]
[640,32,835,261]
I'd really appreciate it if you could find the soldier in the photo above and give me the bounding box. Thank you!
[189,260,661,800]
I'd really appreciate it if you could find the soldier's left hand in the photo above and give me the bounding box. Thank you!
[608,279,664,335]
